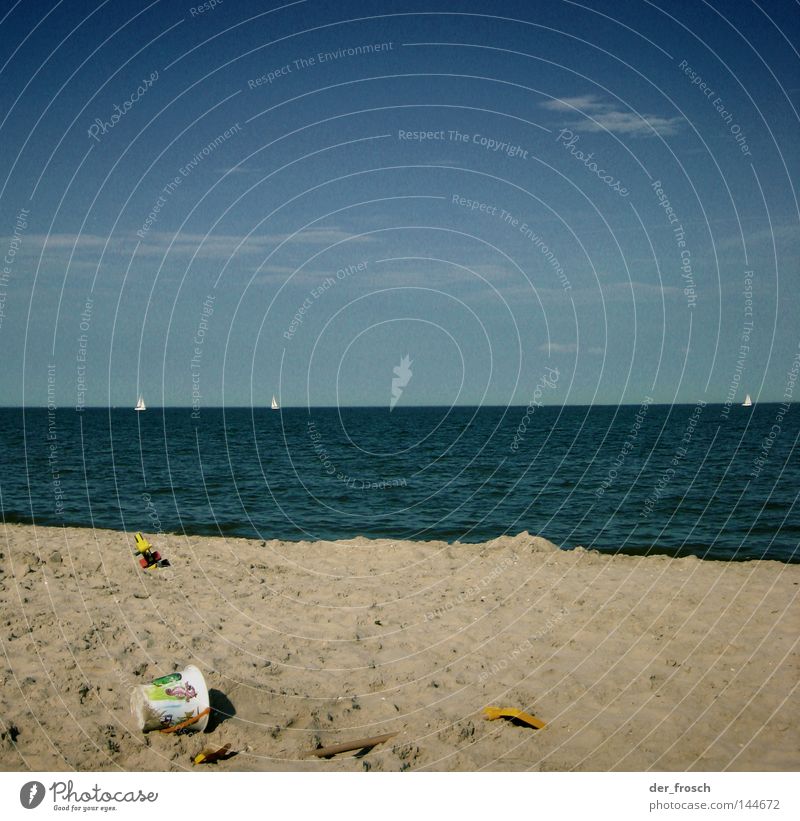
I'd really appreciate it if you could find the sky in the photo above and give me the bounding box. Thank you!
[0,0,798,408]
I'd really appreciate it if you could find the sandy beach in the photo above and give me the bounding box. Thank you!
[0,523,797,772]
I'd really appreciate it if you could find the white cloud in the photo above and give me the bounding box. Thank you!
[492,278,682,304]
[136,228,370,257]
[543,94,682,137]
[18,233,109,251]
[217,165,257,175]
[542,95,604,112]
[713,223,799,254]
[12,228,370,261]
[603,281,682,298]
[538,342,604,354]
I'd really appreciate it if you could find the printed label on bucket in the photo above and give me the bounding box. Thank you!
[131,665,210,733]
[151,673,181,687]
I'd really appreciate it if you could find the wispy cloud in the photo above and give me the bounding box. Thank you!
[542,95,601,112]
[713,223,800,254]
[10,228,370,261]
[491,278,683,304]
[603,281,682,298]
[217,165,258,175]
[542,95,682,137]
[137,228,370,257]
[19,233,109,251]
[538,342,604,354]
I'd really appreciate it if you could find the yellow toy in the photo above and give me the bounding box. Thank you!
[193,742,232,765]
[134,532,170,569]
[483,706,546,729]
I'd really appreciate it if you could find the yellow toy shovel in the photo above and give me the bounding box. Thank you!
[483,706,546,729]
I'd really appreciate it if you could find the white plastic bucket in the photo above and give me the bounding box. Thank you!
[130,665,210,732]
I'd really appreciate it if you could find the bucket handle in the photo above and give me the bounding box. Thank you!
[159,707,211,734]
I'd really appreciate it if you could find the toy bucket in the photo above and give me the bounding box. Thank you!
[130,665,210,733]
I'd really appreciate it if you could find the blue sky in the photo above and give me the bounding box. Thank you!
[0,0,798,407]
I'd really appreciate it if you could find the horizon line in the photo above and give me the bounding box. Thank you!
[0,402,789,410]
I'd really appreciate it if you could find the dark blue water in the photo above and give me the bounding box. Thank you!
[1,405,797,562]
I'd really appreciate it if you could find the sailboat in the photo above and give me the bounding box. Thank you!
[742,393,753,407]
[271,395,280,410]
[135,395,146,412]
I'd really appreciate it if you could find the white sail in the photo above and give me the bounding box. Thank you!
[135,395,146,411]
[742,393,753,407]
[271,395,280,410]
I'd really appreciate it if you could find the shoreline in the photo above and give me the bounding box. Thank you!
[1,522,798,771]
[1,516,795,565]
[2,402,796,408]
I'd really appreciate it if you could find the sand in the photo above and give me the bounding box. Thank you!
[0,523,797,772]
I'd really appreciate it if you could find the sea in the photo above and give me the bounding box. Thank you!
[1,404,797,563]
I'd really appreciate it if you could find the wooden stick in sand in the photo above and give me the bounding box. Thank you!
[311,732,397,758]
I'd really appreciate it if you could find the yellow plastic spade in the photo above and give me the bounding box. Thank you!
[193,742,232,765]
[134,532,152,554]
[134,532,169,569]
[483,706,546,729]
